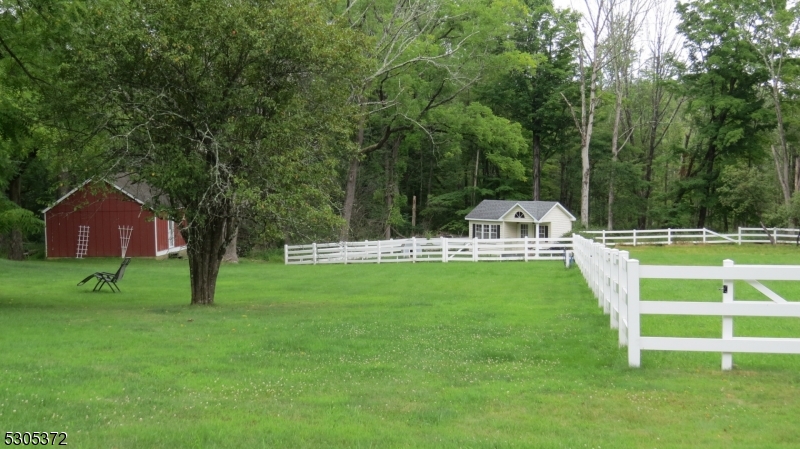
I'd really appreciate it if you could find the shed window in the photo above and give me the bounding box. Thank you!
[538,225,549,239]
[520,224,528,238]
[514,211,525,218]
[473,224,500,239]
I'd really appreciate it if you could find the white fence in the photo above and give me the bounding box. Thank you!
[285,237,573,265]
[573,234,800,370]
[584,227,800,246]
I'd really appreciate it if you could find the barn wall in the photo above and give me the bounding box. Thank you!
[45,186,156,258]
[155,219,187,252]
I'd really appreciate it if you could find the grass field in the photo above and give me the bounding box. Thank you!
[1,244,800,448]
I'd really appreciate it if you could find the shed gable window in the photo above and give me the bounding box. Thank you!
[514,211,525,218]
[473,224,499,239]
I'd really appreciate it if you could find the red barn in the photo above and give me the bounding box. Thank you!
[43,177,186,258]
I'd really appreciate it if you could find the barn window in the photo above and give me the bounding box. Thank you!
[514,211,525,218]
[473,224,500,239]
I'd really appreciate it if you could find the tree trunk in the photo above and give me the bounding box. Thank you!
[532,133,541,201]
[341,104,368,241]
[384,136,403,239]
[222,227,239,263]
[472,148,480,205]
[185,215,234,305]
[7,172,24,261]
[341,157,359,241]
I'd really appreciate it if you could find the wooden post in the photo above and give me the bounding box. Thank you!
[773,227,778,244]
[312,242,317,265]
[343,242,348,265]
[284,244,289,265]
[703,228,707,244]
[442,238,448,263]
[722,259,734,371]
[472,237,478,262]
[627,259,641,368]
[412,236,417,263]
[377,240,382,264]
[602,229,606,246]
[667,228,672,245]
[412,195,416,230]
[535,224,540,259]
[738,226,742,245]
[633,229,637,246]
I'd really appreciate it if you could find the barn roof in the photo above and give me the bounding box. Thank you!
[42,175,161,213]
[465,200,576,222]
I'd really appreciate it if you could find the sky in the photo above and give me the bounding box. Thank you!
[550,0,683,62]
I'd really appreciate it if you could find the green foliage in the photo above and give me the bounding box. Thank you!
[0,196,42,235]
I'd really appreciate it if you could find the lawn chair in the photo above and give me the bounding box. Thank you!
[77,258,131,292]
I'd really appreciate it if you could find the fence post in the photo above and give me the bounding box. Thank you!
[535,234,540,259]
[633,229,637,246]
[610,249,620,329]
[738,226,742,245]
[284,244,289,265]
[377,241,382,264]
[442,238,448,263]
[473,238,478,262]
[627,259,641,367]
[667,228,672,245]
[524,236,529,262]
[312,243,317,265]
[722,259,735,371]
[703,228,707,244]
[603,248,611,314]
[602,229,606,246]
[618,250,629,347]
[773,227,778,244]
[412,237,417,263]
[592,243,600,306]
[343,242,348,265]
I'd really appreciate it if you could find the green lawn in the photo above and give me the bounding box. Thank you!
[1,245,799,448]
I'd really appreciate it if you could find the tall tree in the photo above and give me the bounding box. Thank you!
[738,0,800,213]
[605,0,648,230]
[60,0,365,304]
[485,0,580,201]
[635,1,683,229]
[563,0,613,227]
[676,0,774,227]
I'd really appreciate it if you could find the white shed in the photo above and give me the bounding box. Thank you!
[465,200,576,239]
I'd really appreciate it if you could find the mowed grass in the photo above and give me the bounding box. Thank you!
[0,246,798,448]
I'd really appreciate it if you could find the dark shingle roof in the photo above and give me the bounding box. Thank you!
[465,200,567,221]
[110,174,161,206]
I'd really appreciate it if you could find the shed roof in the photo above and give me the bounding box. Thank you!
[464,200,576,222]
[42,174,160,213]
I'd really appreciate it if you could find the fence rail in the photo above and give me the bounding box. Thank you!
[584,227,800,246]
[285,237,573,265]
[573,234,800,370]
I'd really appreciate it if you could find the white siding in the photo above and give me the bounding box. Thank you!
[501,205,532,222]
[540,207,573,238]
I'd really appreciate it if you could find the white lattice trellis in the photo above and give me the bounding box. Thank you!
[76,225,90,259]
[119,226,134,258]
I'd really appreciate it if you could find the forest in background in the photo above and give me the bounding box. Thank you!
[3,0,800,262]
